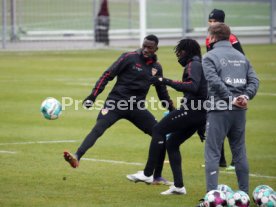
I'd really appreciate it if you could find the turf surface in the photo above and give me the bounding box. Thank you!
[0,44,275,206]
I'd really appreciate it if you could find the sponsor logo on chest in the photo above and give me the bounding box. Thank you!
[220,58,246,67]
[132,63,143,72]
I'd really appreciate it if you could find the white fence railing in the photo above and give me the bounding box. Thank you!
[1,0,275,50]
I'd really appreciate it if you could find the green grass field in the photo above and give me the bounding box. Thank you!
[0,44,276,207]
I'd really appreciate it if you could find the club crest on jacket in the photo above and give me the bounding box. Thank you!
[101,108,109,115]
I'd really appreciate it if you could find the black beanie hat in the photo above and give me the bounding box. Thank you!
[209,9,225,23]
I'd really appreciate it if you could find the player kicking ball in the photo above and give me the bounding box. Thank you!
[64,35,175,185]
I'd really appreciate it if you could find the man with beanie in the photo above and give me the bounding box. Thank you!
[206,9,244,54]
[205,9,245,170]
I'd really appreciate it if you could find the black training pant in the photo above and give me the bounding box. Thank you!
[76,105,165,179]
[144,107,206,187]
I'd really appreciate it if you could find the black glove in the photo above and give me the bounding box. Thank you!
[197,125,206,142]
[150,76,163,85]
[150,76,173,86]
[82,94,96,109]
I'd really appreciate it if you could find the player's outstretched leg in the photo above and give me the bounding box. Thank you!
[64,150,79,168]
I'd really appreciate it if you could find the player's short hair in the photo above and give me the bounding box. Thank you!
[174,38,202,59]
[208,23,231,41]
[145,34,159,46]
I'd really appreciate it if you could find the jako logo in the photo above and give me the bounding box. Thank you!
[225,77,246,85]
[233,78,246,84]
[225,77,232,84]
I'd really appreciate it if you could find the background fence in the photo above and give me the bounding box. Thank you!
[1,0,275,50]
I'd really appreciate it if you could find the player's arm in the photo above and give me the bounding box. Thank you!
[232,42,245,55]
[153,64,175,111]
[202,54,233,101]
[230,34,245,55]
[158,61,202,93]
[83,53,128,107]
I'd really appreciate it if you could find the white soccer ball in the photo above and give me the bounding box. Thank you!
[204,190,227,207]
[217,184,234,198]
[256,189,275,207]
[227,190,250,207]
[253,185,274,205]
[40,97,62,120]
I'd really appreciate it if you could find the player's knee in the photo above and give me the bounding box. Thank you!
[166,140,178,152]
[139,121,157,136]
[152,123,166,137]
[143,126,154,135]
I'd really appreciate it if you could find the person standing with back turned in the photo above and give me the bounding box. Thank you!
[196,23,259,207]
[206,8,245,170]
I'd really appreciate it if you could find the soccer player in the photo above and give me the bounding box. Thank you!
[196,23,259,207]
[206,9,244,54]
[64,35,175,185]
[206,8,245,170]
[127,39,208,195]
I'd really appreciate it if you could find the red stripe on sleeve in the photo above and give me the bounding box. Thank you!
[92,51,136,97]
[93,71,111,96]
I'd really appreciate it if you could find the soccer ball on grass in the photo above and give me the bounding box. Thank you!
[253,185,274,205]
[254,188,275,207]
[258,190,276,207]
[217,184,234,198]
[40,97,62,120]
[227,190,250,207]
[204,190,227,207]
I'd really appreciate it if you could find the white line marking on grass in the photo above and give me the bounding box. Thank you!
[83,158,276,179]
[221,171,276,179]
[0,140,77,146]
[0,139,275,180]
[82,158,144,166]
[0,150,17,154]
[258,92,276,96]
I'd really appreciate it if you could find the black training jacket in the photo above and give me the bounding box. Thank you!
[165,56,207,102]
[90,49,174,110]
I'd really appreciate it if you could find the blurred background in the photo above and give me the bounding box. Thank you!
[1,0,275,50]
